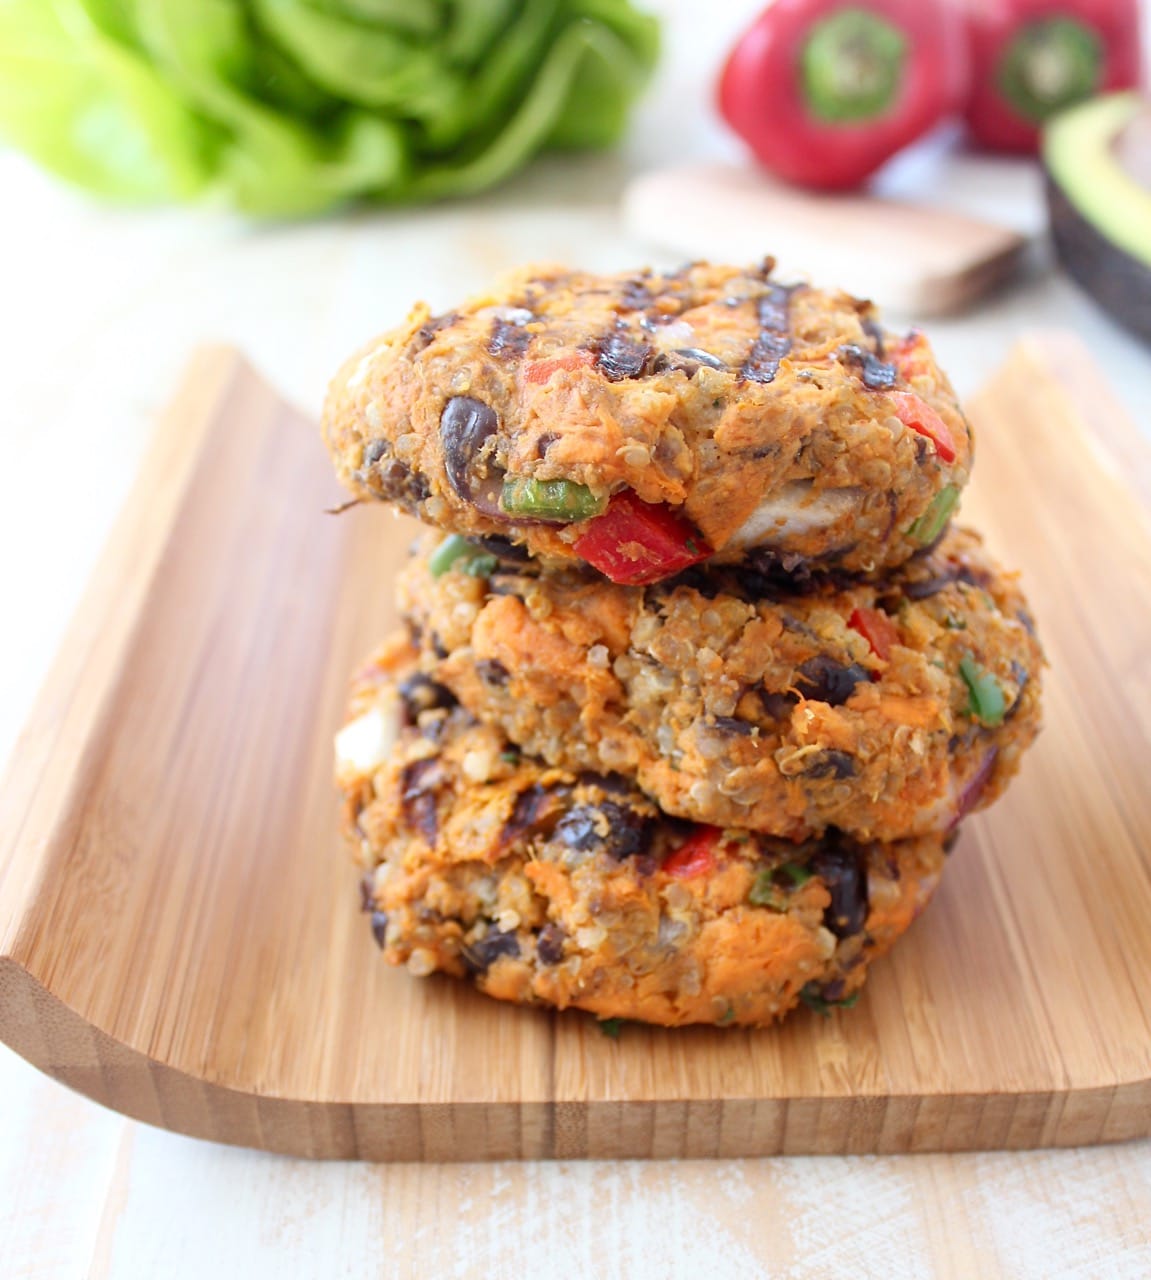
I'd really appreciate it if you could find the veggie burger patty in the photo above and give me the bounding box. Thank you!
[338,637,952,1029]
[398,524,1043,842]
[322,260,972,584]
[324,258,1043,1029]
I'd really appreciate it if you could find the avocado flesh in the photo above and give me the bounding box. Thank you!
[1043,92,1151,345]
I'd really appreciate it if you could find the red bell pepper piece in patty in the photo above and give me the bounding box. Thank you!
[573,490,711,585]
[889,333,957,461]
[663,827,722,879]
[889,391,957,463]
[849,606,901,660]
[523,350,596,384]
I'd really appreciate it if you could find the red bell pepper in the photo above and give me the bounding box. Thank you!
[849,606,901,659]
[663,826,722,879]
[889,391,957,462]
[891,331,933,381]
[718,0,969,190]
[523,350,596,384]
[573,490,711,585]
[962,0,1143,152]
[889,334,958,462]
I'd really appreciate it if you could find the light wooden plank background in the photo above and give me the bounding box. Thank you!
[4,1040,1151,1279]
[2,0,1150,1272]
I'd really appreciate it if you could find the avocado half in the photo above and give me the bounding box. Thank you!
[1043,93,1151,346]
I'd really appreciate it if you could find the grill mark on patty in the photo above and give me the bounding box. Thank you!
[619,276,654,310]
[411,311,457,353]
[487,315,532,358]
[756,282,793,333]
[592,329,655,381]
[740,284,800,384]
[837,343,898,390]
[861,316,887,359]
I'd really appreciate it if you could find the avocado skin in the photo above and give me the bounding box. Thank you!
[1045,171,1151,347]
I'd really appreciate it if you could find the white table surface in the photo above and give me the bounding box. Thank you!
[2,2,1150,1275]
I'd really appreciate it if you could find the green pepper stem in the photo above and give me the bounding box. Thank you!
[800,8,908,124]
[997,18,1102,123]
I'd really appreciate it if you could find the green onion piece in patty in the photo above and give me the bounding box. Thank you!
[429,534,495,579]
[749,871,784,908]
[500,477,607,522]
[959,654,1007,726]
[750,861,813,908]
[906,484,960,546]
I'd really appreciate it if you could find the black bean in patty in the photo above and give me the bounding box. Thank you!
[503,783,567,846]
[398,673,457,724]
[811,841,868,938]
[819,977,846,1002]
[553,806,602,851]
[795,656,868,706]
[362,439,389,467]
[440,396,503,514]
[462,930,521,973]
[476,659,510,686]
[473,534,532,563]
[758,688,798,720]
[401,758,443,842]
[373,458,431,506]
[652,347,728,376]
[713,715,757,736]
[536,923,567,965]
[675,346,727,370]
[554,801,652,860]
[801,750,857,780]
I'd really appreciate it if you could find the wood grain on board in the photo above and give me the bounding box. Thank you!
[0,336,1149,1160]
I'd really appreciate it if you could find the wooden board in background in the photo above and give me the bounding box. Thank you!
[0,336,1149,1160]
[623,163,1028,316]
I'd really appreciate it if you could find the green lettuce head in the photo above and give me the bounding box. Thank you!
[0,0,658,216]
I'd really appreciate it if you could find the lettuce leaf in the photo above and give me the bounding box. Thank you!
[0,0,658,215]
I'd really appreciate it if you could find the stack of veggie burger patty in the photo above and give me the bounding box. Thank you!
[323,260,1043,1029]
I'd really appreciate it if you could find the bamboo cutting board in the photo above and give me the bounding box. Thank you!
[1,335,1149,1160]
